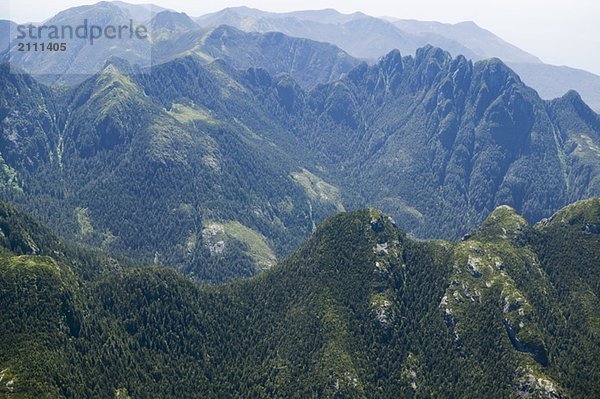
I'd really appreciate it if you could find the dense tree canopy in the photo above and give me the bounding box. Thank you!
[0,199,598,398]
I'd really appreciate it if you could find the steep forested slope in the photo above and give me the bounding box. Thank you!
[1,46,599,281]
[302,47,600,238]
[0,60,343,282]
[0,199,598,398]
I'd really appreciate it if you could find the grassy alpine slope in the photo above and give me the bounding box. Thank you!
[0,199,598,398]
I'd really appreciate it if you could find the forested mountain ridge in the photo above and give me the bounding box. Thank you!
[0,59,345,282]
[1,45,599,280]
[309,47,600,238]
[0,198,598,397]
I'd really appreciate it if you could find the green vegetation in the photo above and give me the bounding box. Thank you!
[291,168,345,212]
[0,59,344,282]
[0,155,20,192]
[74,207,94,236]
[166,103,218,125]
[0,199,598,398]
[202,220,276,271]
[2,9,599,397]
[2,45,599,284]
[540,197,600,227]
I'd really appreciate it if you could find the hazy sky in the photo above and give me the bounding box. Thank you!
[3,0,600,75]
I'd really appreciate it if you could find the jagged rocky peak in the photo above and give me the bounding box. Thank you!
[472,56,523,95]
[411,45,453,86]
[344,45,470,94]
[378,49,404,75]
[449,54,473,84]
[415,45,453,66]
[342,49,406,98]
[467,56,537,125]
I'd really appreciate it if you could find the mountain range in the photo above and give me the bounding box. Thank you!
[2,3,600,112]
[1,2,599,397]
[196,7,539,63]
[1,198,598,397]
[1,4,356,90]
[196,6,600,112]
[1,37,600,280]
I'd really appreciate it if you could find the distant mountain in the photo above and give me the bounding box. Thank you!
[197,6,600,112]
[1,3,358,88]
[1,198,598,397]
[43,0,163,23]
[389,19,542,64]
[3,1,154,84]
[196,7,541,63]
[150,10,198,32]
[152,24,359,88]
[1,47,599,280]
[509,62,600,112]
[196,6,434,61]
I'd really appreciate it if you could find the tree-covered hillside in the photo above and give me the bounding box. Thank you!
[0,44,600,282]
[0,199,598,398]
[1,46,599,281]
[0,59,344,282]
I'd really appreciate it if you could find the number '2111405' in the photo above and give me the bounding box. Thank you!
[17,42,67,51]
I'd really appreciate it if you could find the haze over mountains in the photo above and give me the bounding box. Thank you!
[196,6,600,112]
[2,2,600,111]
[1,3,357,89]
[196,6,540,63]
